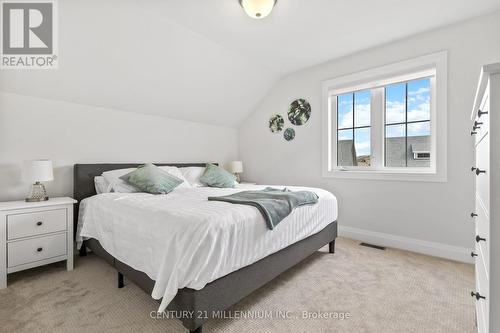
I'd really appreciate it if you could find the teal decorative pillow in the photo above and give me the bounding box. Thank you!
[119,163,184,194]
[200,163,236,188]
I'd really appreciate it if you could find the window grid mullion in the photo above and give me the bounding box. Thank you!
[336,97,339,167]
[383,87,387,167]
[405,83,408,167]
[385,119,431,126]
[338,125,371,130]
[369,87,383,168]
[352,93,355,161]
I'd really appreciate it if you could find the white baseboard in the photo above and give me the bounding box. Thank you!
[338,226,473,264]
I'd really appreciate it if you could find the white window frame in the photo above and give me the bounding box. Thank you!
[321,51,447,182]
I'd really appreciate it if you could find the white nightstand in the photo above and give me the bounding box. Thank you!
[0,197,77,289]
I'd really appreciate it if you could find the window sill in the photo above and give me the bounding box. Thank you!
[322,169,447,182]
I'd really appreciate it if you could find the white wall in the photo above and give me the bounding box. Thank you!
[0,92,238,201]
[0,0,277,128]
[239,12,500,261]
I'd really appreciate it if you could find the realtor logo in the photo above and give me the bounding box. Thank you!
[1,1,58,69]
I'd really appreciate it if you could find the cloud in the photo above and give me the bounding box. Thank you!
[338,131,352,140]
[408,87,429,97]
[386,101,405,123]
[354,140,371,155]
[338,84,430,139]
[354,104,370,126]
[386,124,405,138]
[339,103,370,128]
[407,103,430,122]
[407,121,430,137]
[386,87,430,123]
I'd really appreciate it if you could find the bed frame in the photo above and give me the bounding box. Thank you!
[74,163,337,333]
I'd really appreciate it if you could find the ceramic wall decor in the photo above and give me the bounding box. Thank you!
[269,114,284,133]
[288,98,311,126]
[283,128,295,141]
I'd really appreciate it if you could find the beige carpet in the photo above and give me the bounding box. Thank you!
[0,237,475,333]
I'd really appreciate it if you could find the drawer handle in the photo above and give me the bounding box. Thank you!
[471,212,478,218]
[476,235,486,243]
[477,109,488,117]
[472,125,480,131]
[471,252,478,258]
[471,131,477,135]
[474,121,483,127]
[37,247,43,252]
[36,221,43,226]
[471,291,486,300]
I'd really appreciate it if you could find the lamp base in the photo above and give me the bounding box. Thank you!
[25,182,49,202]
[25,197,49,202]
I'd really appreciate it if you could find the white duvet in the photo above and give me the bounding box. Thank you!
[77,184,338,312]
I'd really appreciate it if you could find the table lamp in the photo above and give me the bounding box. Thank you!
[227,161,244,182]
[23,160,54,202]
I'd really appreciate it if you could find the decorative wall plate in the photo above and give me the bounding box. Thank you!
[269,114,284,133]
[284,128,295,141]
[288,98,311,126]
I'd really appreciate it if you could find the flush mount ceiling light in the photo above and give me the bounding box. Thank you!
[239,0,277,19]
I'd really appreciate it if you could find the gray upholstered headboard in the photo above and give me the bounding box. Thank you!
[73,163,211,236]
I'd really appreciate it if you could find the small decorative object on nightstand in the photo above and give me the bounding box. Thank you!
[0,197,77,289]
[23,160,54,202]
[227,161,244,182]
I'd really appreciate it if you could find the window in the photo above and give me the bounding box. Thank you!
[385,78,431,168]
[322,52,447,182]
[337,91,371,167]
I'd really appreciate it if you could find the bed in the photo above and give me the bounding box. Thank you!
[74,163,338,333]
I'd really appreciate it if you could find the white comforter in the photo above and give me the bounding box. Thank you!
[77,184,337,312]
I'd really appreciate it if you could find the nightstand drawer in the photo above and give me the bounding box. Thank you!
[7,209,67,240]
[7,233,67,268]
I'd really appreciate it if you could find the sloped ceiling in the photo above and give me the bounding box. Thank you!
[1,0,499,128]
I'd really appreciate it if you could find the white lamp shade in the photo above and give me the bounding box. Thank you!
[23,160,54,182]
[239,0,277,19]
[227,161,243,174]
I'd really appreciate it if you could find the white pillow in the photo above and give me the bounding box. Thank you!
[179,167,206,187]
[94,176,112,194]
[102,168,139,193]
[158,166,191,189]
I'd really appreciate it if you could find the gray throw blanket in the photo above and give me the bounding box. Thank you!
[208,187,319,230]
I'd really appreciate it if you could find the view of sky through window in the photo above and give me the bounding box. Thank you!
[337,90,371,165]
[336,77,431,168]
[385,78,431,137]
[385,78,431,167]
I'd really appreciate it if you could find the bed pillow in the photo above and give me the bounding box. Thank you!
[179,167,206,187]
[199,163,236,188]
[94,176,112,194]
[120,163,184,194]
[102,168,139,193]
[102,165,191,192]
[158,166,192,189]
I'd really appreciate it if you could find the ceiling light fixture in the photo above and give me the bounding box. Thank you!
[239,0,277,19]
